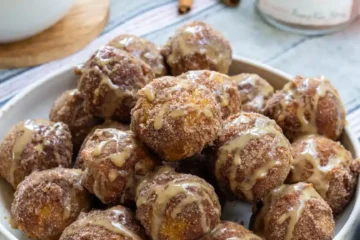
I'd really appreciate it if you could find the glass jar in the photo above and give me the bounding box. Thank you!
[256,0,360,35]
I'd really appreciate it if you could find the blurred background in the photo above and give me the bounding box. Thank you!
[1,0,360,126]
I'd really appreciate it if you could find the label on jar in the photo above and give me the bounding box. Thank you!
[258,0,354,26]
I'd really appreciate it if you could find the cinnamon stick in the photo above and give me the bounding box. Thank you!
[223,0,240,7]
[178,0,193,14]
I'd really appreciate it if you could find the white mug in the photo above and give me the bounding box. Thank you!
[0,0,76,43]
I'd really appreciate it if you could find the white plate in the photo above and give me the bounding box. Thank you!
[0,57,359,240]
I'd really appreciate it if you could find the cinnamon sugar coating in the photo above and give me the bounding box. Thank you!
[178,70,241,119]
[60,205,148,240]
[108,34,167,78]
[202,221,261,240]
[251,183,335,240]
[50,89,102,148]
[131,76,222,161]
[11,168,90,240]
[231,73,274,113]
[135,167,221,240]
[78,46,154,122]
[264,76,346,141]
[0,119,72,188]
[74,120,129,169]
[287,134,360,214]
[81,128,158,205]
[214,112,292,202]
[161,21,232,76]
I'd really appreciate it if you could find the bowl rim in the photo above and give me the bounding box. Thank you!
[0,56,359,240]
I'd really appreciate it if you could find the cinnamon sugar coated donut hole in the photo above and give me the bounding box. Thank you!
[81,128,158,205]
[131,76,222,161]
[135,167,221,240]
[162,21,232,76]
[49,89,102,148]
[78,46,154,122]
[11,168,90,240]
[75,120,129,169]
[108,34,167,78]
[264,76,346,141]
[178,70,241,119]
[287,135,360,214]
[203,221,261,240]
[0,119,72,188]
[214,112,293,202]
[231,73,274,113]
[60,205,148,240]
[252,183,335,240]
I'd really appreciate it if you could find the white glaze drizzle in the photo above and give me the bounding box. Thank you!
[254,184,320,240]
[279,76,345,137]
[62,208,142,240]
[90,129,135,192]
[290,135,348,198]
[136,169,219,240]
[10,120,68,187]
[232,73,274,111]
[150,78,215,130]
[166,23,231,73]
[215,115,288,200]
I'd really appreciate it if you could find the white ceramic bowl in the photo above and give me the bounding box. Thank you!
[0,57,359,240]
[0,0,76,43]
